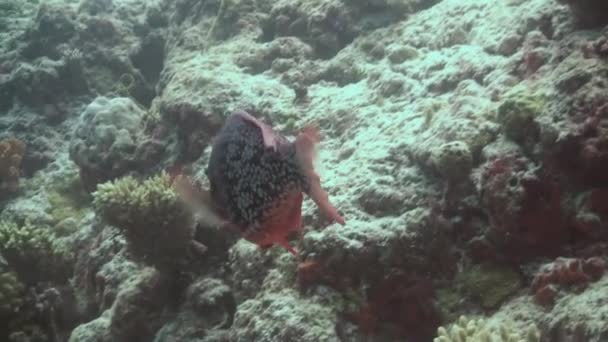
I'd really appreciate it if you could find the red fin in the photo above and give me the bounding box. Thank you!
[277,239,298,256]
[234,110,279,151]
[295,125,346,225]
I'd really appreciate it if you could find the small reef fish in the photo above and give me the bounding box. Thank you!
[174,110,345,255]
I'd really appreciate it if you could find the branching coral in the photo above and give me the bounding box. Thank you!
[0,221,72,285]
[0,270,25,316]
[0,137,26,197]
[434,316,540,342]
[92,173,206,269]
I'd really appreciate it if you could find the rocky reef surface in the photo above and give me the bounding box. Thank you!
[1,0,608,341]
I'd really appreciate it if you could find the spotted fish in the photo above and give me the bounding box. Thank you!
[174,110,345,255]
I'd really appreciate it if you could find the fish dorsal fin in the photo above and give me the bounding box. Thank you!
[233,110,279,151]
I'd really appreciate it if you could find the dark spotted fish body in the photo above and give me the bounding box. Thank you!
[175,110,345,255]
[206,112,308,237]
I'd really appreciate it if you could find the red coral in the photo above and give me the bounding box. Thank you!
[348,274,440,341]
[480,155,568,258]
[531,257,605,306]
[517,177,566,251]
[556,93,608,186]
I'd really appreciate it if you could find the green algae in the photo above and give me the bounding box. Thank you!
[456,262,522,310]
[496,88,546,144]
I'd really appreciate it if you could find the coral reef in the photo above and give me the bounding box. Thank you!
[456,262,522,310]
[69,97,163,191]
[0,220,72,285]
[478,153,568,258]
[230,289,338,342]
[68,266,169,342]
[92,173,206,270]
[348,274,441,340]
[2,0,608,340]
[495,88,545,148]
[0,270,24,316]
[431,140,473,183]
[531,257,605,306]
[155,277,236,340]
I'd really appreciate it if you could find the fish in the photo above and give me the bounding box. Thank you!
[173,110,345,255]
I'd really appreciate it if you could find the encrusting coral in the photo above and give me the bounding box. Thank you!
[69,96,149,191]
[496,88,545,146]
[431,140,473,183]
[0,137,26,197]
[92,173,207,269]
[531,257,605,306]
[434,316,540,342]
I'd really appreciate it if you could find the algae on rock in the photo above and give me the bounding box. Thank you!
[456,262,522,310]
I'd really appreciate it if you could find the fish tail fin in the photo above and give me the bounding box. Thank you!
[172,174,227,228]
[295,125,346,226]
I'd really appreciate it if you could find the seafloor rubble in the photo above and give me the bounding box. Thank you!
[1,0,608,341]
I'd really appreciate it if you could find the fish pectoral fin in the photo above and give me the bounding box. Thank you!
[293,130,345,226]
[189,240,208,256]
[307,173,345,225]
[173,175,228,228]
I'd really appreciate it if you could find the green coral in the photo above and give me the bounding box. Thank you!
[0,221,73,284]
[496,88,545,144]
[434,316,540,342]
[92,173,203,268]
[456,263,522,310]
[0,270,25,316]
